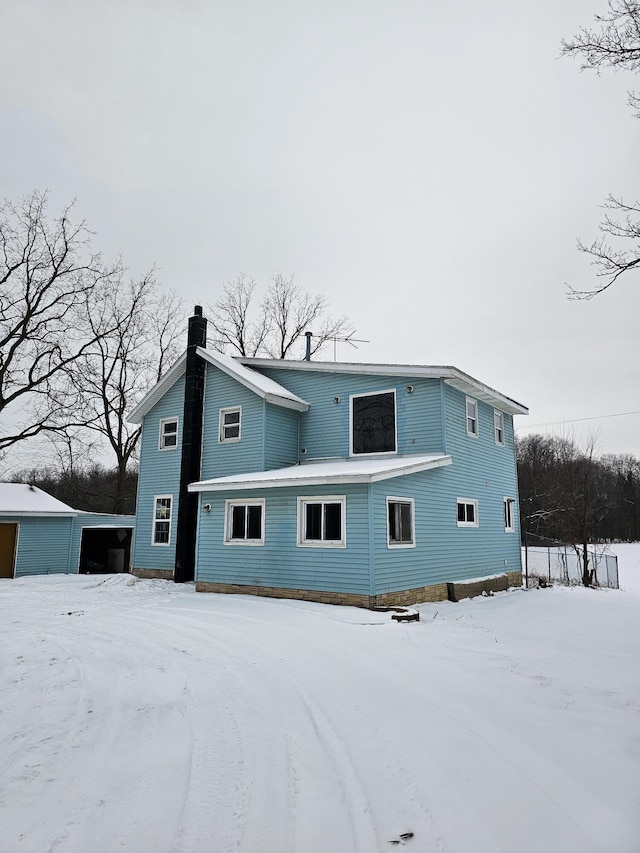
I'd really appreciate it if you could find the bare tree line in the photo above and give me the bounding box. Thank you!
[1,191,353,512]
[517,433,640,583]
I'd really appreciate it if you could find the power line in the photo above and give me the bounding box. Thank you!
[516,409,640,431]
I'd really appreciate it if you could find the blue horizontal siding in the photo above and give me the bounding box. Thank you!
[194,484,371,594]
[1,516,75,577]
[253,367,444,460]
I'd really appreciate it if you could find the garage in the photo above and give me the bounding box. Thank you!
[78,526,134,574]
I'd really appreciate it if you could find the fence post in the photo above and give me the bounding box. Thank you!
[524,530,529,589]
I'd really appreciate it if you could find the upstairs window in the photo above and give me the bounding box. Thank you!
[224,500,264,544]
[153,495,172,545]
[159,418,178,450]
[466,398,478,437]
[298,497,346,547]
[387,497,415,547]
[351,390,396,455]
[494,410,505,446]
[504,497,515,532]
[219,407,242,443]
[457,498,478,527]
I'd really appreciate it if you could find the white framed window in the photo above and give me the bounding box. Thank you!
[159,418,178,450]
[386,497,415,548]
[504,497,515,532]
[457,498,479,527]
[152,495,172,545]
[494,410,505,446]
[466,398,478,438]
[219,406,242,443]
[350,389,397,455]
[224,499,264,545]
[297,496,346,547]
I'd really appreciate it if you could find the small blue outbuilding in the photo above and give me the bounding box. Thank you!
[0,483,135,579]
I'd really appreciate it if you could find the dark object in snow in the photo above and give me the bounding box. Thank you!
[389,831,415,844]
[373,606,420,622]
[447,573,510,601]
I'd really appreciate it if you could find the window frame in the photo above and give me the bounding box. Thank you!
[297,496,347,548]
[158,417,179,451]
[223,498,265,545]
[466,397,479,438]
[503,497,516,532]
[152,494,173,546]
[386,496,416,549]
[456,498,479,528]
[494,409,505,446]
[349,388,397,457]
[219,406,242,444]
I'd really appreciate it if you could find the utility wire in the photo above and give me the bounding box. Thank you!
[516,410,640,431]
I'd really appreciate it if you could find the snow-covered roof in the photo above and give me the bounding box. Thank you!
[128,347,310,423]
[188,453,452,492]
[0,484,78,516]
[241,358,529,416]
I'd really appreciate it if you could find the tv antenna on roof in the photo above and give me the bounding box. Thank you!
[304,330,370,362]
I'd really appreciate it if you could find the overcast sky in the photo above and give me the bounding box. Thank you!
[1,0,639,459]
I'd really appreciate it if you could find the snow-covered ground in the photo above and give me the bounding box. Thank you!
[1,545,639,853]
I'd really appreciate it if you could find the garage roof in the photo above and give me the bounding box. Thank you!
[0,484,77,516]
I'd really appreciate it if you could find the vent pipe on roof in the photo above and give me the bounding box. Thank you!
[174,306,208,584]
[304,331,313,361]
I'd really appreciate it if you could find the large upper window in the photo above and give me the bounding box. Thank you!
[224,499,264,544]
[351,390,396,455]
[387,497,415,547]
[159,418,178,450]
[153,495,172,545]
[457,498,478,527]
[297,496,346,547]
[466,398,478,438]
[494,410,505,446]
[219,407,242,443]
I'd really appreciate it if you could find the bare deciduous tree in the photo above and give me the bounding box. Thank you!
[209,273,354,359]
[561,1,640,297]
[65,275,184,512]
[0,190,122,452]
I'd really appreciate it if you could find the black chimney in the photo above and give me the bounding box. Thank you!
[304,331,313,361]
[174,306,207,583]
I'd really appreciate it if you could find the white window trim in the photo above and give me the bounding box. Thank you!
[158,417,179,451]
[349,388,397,457]
[386,496,416,549]
[297,495,347,548]
[152,494,173,546]
[504,497,516,532]
[466,397,479,438]
[494,409,505,446]
[456,497,479,528]
[219,406,242,444]
[223,498,265,545]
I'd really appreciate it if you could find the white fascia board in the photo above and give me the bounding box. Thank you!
[188,455,452,493]
[128,352,187,424]
[241,358,528,416]
[198,349,309,411]
[0,510,78,517]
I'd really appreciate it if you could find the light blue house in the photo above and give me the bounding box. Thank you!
[0,484,135,579]
[129,307,528,606]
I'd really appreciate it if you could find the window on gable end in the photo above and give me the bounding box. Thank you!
[494,410,505,446]
[219,407,242,443]
[466,398,478,437]
[153,495,172,544]
[159,418,178,450]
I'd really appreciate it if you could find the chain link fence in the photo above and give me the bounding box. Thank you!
[522,540,619,589]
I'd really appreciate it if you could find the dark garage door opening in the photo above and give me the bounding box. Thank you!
[79,527,133,574]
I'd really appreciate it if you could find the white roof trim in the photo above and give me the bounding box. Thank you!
[128,348,310,424]
[188,453,452,492]
[240,357,528,416]
[0,483,78,515]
